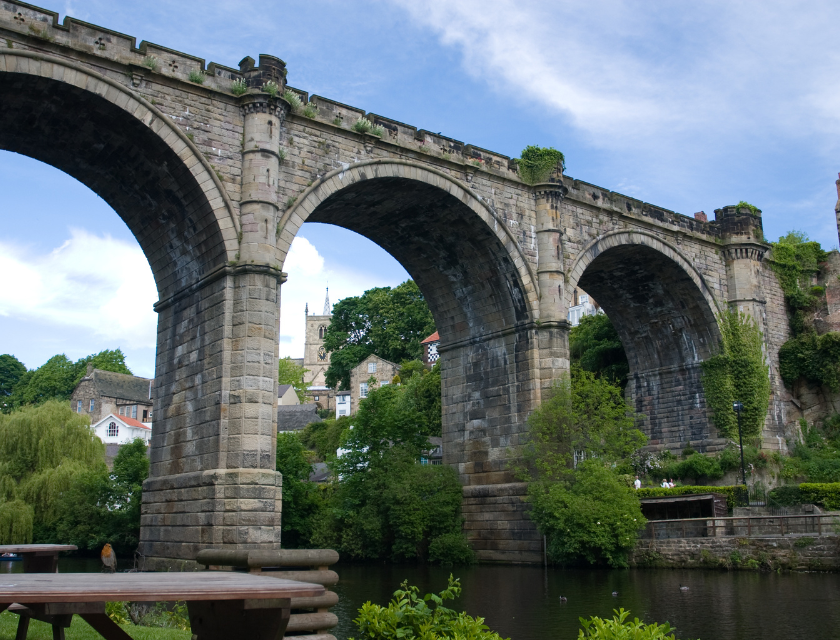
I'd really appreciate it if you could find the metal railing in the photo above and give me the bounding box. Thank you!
[640,514,840,540]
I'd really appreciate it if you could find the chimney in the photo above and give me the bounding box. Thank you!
[694,211,707,222]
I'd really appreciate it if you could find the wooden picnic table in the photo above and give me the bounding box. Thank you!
[0,571,324,640]
[0,545,77,573]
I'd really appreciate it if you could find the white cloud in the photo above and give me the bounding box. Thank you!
[0,229,158,349]
[387,0,840,150]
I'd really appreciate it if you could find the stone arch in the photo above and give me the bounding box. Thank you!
[0,49,239,298]
[567,230,725,451]
[279,158,542,487]
[278,158,541,335]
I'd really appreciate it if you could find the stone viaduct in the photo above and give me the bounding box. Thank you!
[0,3,795,564]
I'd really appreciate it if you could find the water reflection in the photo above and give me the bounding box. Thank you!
[332,564,840,640]
[1,558,837,639]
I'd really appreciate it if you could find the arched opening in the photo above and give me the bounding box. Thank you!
[283,164,540,484]
[571,237,723,451]
[0,52,236,298]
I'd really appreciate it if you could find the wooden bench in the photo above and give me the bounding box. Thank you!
[197,549,340,640]
[0,571,323,640]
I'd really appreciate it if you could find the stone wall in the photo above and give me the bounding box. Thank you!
[631,534,840,572]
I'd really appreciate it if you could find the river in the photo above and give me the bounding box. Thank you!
[3,558,838,639]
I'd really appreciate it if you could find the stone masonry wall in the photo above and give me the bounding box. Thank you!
[631,535,840,572]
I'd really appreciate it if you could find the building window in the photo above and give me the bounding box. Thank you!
[148,410,153,420]
[319,326,325,339]
[142,410,148,421]
[339,410,347,416]
[314,395,320,401]
[380,381,389,387]
[76,400,82,413]
[132,405,137,419]
[368,362,377,374]
[428,342,439,362]
[118,406,124,416]
[108,422,118,437]
[360,383,369,398]
[89,399,95,412]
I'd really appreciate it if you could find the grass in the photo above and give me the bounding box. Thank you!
[0,612,191,640]
[188,70,205,85]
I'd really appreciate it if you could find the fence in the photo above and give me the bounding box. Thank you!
[640,514,840,540]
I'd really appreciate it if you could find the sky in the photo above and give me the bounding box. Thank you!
[2,0,839,378]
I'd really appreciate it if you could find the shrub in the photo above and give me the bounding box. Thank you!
[187,70,205,84]
[768,485,802,507]
[518,145,565,184]
[352,116,373,134]
[637,485,744,510]
[302,102,317,118]
[281,88,301,110]
[578,609,693,640]
[141,56,158,71]
[428,532,476,565]
[799,482,840,510]
[230,78,247,96]
[530,461,646,568]
[348,576,508,640]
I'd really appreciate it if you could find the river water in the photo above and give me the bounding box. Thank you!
[3,558,838,639]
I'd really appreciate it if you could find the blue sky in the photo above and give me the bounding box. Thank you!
[2,0,839,377]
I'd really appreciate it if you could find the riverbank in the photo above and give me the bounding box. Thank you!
[631,534,840,571]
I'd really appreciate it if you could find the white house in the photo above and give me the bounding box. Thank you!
[91,413,152,445]
[335,391,350,418]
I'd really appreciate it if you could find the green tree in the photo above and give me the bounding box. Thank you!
[0,354,26,401]
[570,314,629,387]
[324,281,435,390]
[301,416,351,461]
[530,461,645,567]
[700,310,771,440]
[523,370,645,482]
[278,357,309,403]
[0,400,105,544]
[275,432,321,547]
[8,349,133,409]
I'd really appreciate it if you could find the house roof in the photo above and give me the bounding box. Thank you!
[86,369,153,404]
[93,413,152,431]
[277,404,322,432]
[356,353,400,369]
[278,384,295,397]
[421,331,440,344]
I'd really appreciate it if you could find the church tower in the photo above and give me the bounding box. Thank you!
[303,288,332,388]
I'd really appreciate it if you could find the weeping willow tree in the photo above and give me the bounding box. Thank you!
[0,400,105,543]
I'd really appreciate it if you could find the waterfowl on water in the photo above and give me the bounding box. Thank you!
[611,591,618,597]
[559,596,567,602]
[680,585,689,591]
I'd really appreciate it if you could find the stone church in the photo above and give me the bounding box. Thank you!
[301,289,333,411]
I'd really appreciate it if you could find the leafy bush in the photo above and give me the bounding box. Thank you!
[428,532,476,565]
[230,78,247,96]
[303,102,318,118]
[768,485,802,507]
[352,117,373,134]
[799,482,840,510]
[578,609,693,640]
[659,453,724,484]
[779,332,840,390]
[281,88,301,109]
[275,432,321,548]
[349,576,507,640]
[637,485,744,510]
[187,70,205,84]
[530,461,646,568]
[518,145,565,184]
[570,314,629,388]
[141,56,158,71]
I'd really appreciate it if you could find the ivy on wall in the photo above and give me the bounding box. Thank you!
[768,231,840,389]
[518,146,565,184]
[701,310,771,440]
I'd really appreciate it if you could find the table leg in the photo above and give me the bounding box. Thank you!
[188,599,290,640]
[21,553,58,574]
[78,614,133,640]
[14,615,29,640]
[52,625,65,640]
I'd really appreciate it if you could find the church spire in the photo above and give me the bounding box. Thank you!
[305,302,308,316]
[322,287,330,315]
